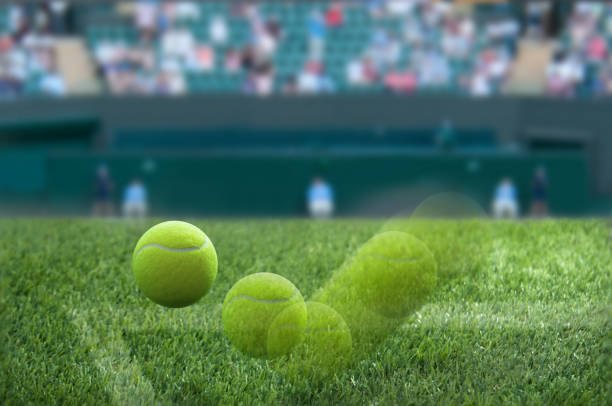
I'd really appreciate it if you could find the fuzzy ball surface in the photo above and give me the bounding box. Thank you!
[349,231,437,318]
[222,272,307,359]
[132,221,217,308]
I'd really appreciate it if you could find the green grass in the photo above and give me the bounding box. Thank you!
[0,219,610,405]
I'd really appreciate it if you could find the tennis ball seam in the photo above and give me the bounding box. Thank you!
[225,288,298,306]
[133,239,209,258]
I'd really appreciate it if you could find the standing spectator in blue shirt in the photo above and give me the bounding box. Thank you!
[122,179,148,219]
[492,177,518,219]
[307,176,334,218]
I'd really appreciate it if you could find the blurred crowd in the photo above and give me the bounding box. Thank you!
[93,2,283,95]
[341,1,517,96]
[91,0,519,97]
[546,2,612,97]
[2,1,612,99]
[0,3,70,97]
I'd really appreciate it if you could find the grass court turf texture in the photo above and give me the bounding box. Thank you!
[0,219,610,405]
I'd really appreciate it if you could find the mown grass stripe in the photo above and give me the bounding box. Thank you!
[69,307,161,406]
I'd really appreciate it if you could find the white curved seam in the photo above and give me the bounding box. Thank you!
[360,254,424,263]
[226,289,298,306]
[134,239,208,258]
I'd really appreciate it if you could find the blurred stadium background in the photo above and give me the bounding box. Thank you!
[0,0,610,217]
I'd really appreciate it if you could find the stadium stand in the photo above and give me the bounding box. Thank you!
[0,4,67,97]
[1,1,611,99]
[546,2,612,97]
[81,0,520,96]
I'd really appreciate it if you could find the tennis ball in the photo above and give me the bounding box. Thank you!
[222,272,307,359]
[300,302,352,370]
[349,231,437,319]
[132,221,217,308]
[272,301,352,380]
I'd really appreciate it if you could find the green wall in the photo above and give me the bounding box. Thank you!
[37,151,588,216]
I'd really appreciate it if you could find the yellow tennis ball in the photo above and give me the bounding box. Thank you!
[349,231,437,318]
[222,273,307,359]
[296,301,352,375]
[132,221,218,308]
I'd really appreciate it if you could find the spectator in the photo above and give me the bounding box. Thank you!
[209,15,228,46]
[134,0,158,42]
[307,10,326,61]
[384,69,417,93]
[492,177,519,219]
[297,61,336,94]
[93,165,114,217]
[325,2,344,28]
[435,119,456,151]
[530,167,549,217]
[346,58,364,85]
[307,177,334,219]
[38,59,66,96]
[224,47,241,73]
[282,74,298,94]
[194,44,215,72]
[123,179,148,219]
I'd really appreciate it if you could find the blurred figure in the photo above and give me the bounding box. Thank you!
[209,14,228,46]
[435,118,456,151]
[123,179,148,219]
[307,177,334,219]
[492,177,518,219]
[530,166,549,217]
[307,10,326,61]
[325,2,344,28]
[93,165,114,217]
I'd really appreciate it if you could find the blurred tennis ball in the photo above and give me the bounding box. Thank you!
[271,302,352,380]
[299,302,352,372]
[132,221,217,308]
[222,272,307,359]
[382,192,489,282]
[349,231,437,319]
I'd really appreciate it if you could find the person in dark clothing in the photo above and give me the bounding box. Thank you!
[93,165,114,217]
[530,166,549,217]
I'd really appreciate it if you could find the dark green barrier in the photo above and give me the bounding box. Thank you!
[113,128,496,150]
[38,151,588,216]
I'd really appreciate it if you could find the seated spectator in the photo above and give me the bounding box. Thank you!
[297,61,320,94]
[194,45,215,72]
[209,15,228,46]
[123,179,148,219]
[161,25,196,68]
[386,0,415,17]
[361,56,379,84]
[170,2,200,21]
[587,34,608,63]
[134,0,158,42]
[492,177,519,219]
[307,177,334,219]
[282,74,298,94]
[297,61,336,94]
[38,60,66,96]
[307,10,326,61]
[325,2,344,28]
[224,48,241,73]
[346,58,364,85]
[383,69,417,93]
